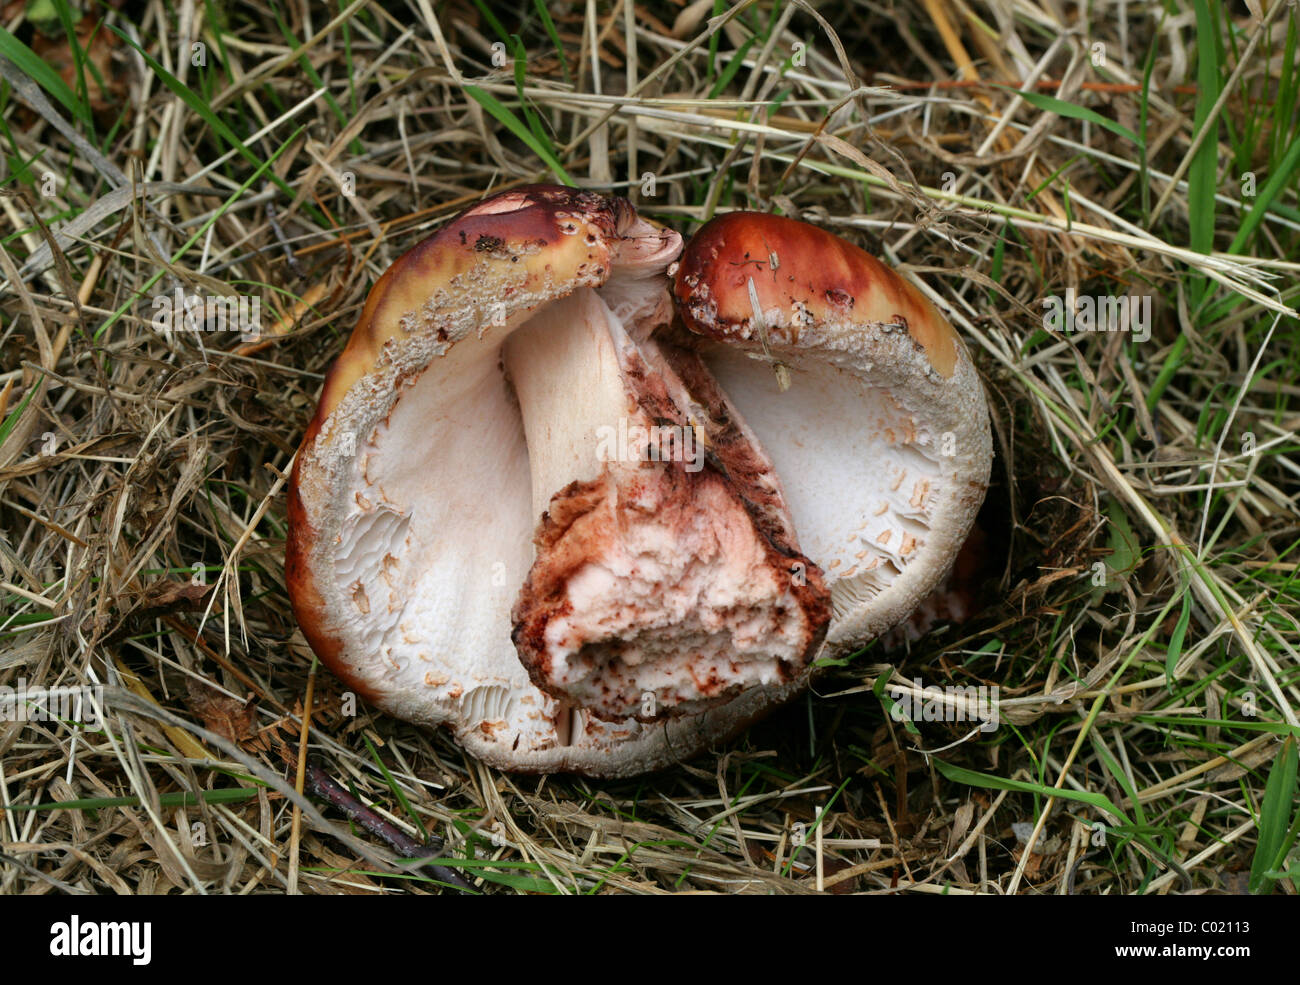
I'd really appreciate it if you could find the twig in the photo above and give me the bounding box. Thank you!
[302,762,476,893]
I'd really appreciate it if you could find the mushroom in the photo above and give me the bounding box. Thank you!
[670,211,992,652]
[287,189,991,777]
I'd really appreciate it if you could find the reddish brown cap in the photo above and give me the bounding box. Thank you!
[674,211,960,377]
[669,211,991,651]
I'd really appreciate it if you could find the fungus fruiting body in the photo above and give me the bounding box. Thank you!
[287,186,991,776]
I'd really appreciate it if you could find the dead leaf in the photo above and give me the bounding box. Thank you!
[138,579,213,613]
[185,680,261,749]
[31,17,127,114]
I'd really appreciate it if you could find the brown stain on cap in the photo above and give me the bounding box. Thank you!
[314,184,623,423]
[673,211,959,378]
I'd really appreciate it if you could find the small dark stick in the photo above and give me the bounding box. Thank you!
[265,183,305,278]
[302,761,476,892]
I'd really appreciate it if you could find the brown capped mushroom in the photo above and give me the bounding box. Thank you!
[287,186,829,776]
[286,191,991,777]
[671,211,991,651]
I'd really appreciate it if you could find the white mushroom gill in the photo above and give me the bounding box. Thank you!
[699,348,945,615]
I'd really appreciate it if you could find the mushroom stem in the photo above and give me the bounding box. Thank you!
[501,289,640,524]
[502,286,830,722]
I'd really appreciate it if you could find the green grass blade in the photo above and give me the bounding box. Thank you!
[465,84,572,184]
[1274,13,1298,163]
[992,84,1142,147]
[1165,591,1192,688]
[108,26,296,202]
[511,35,549,147]
[1250,736,1298,894]
[1090,734,1147,826]
[3,787,261,812]
[362,733,429,843]
[873,674,920,737]
[532,0,571,88]
[1230,132,1300,254]
[1138,20,1161,221]
[935,758,1133,822]
[1187,0,1222,309]
[269,0,354,148]
[708,35,757,99]
[0,381,37,448]
[469,0,509,45]
[50,3,96,139]
[94,125,304,340]
[0,24,90,127]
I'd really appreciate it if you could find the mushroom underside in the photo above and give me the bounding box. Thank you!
[324,276,971,770]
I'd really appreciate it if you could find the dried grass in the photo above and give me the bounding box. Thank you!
[1,0,1297,895]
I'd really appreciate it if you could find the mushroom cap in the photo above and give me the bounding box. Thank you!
[673,211,960,376]
[672,211,992,649]
[287,186,814,777]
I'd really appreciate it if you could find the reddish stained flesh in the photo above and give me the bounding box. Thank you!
[510,332,830,722]
[652,342,803,556]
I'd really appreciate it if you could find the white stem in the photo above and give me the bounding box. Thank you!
[503,288,638,523]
